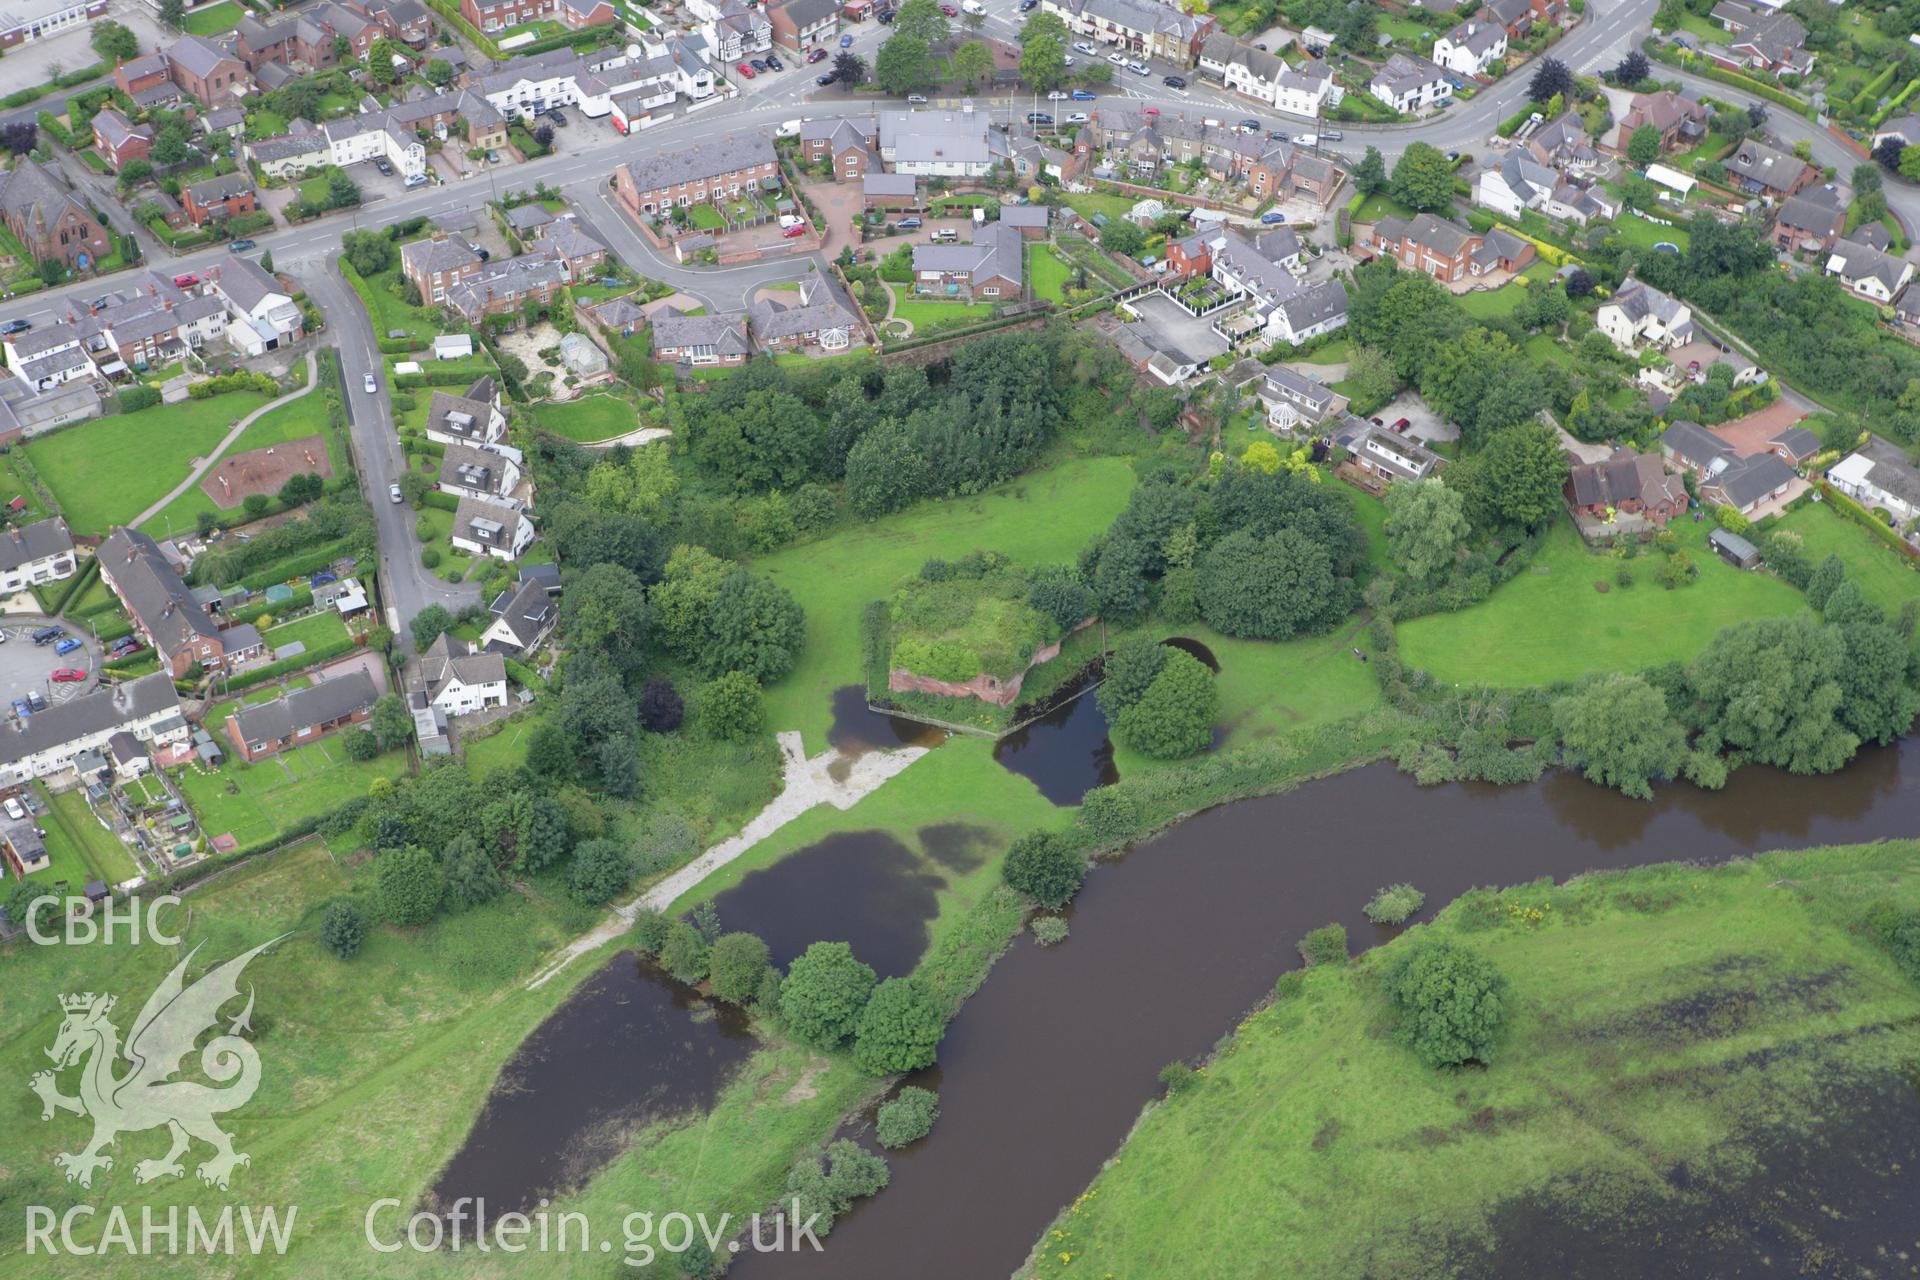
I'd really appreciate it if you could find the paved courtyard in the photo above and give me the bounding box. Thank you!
[0,617,101,705]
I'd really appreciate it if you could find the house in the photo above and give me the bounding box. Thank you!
[450,495,535,560]
[652,308,751,366]
[1872,113,1920,150]
[462,0,555,34]
[0,160,109,270]
[1257,365,1348,432]
[1040,0,1214,67]
[414,632,508,717]
[1178,225,1350,344]
[401,233,484,305]
[1,816,47,877]
[1333,416,1444,483]
[1614,90,1709,154]
[439,440,523,501]
[1723,138,1814,200]
[180,174,257,229]
[1565,450,1688,524]
[1828,434,1920,526]
[1825,236,1914,302]
[225,670,379,762]
[1658,419,1795,515]
[205,253,303,351]
[346,0,434,44]
[536,215,608,278]
[0,517,74,594]
[1708,526,1762,568]
[1896,279,1920,327]
[107,730,149,779]
[1518,111,1607,175]
[694,0,772,60]
[161,35,250,105]
[1432,20,1506,76]
[1000,205,1050,239]
[613,133,780,217]
[862,172,922,210]
[1708,7,1812,76]
[799,115,877,180]
[112,51,181,108]
[912,221,1024,301]
[91,109,153,172]
[246,129,331,180]
[1597,278,1693,350]
[482,576,560,654]
[426,377,507,446]
[442,252,568,324]
[1369,213,1535,283]
[768,0,837,51]
[1369,53,1451,113]
[0,672,187,787]
[100,527,263,677]
[1476,151,1619,225]
[1198,34,1343,116]
[748,277,859,351]
[557,0,616,26]
[5,324,96,390]
[0,0,105,49]
[1770,188,1847,253]
[877,105,995,177]
[62,271,226,370]
[1766,424,1822,465]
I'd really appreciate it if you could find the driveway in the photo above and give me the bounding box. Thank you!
[1377,392,1454,444]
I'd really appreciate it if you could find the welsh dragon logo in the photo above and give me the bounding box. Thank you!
[30,937,284,1191]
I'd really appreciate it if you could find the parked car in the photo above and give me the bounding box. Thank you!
[1074,40,1097,54]
[548,108,568,123]
[25,691,43,712]
[808,46,829,60]
[373,156,394,176]
[841,31,855,45]
[173,273,199,288]
[782,224,805,238]
[1070,88,1097,100]
[1066,111,1089,123]
[404,173,429,189]
[907,92,928,104]
[1266,129,1289,141]
[229,238,255,251]
[897,215,923,228]
[938,3,956,13]
[816,71,837,84]
[1260,210,1288,224]
[1320,129,1343,141]
[1026,111,1053,124]
[1106,51,1126,64]
[1047,89,1069,99]
[930,228,960,242]
[1239,118,1260,132]
[389,482,404,503]
[1162,74,1185,88]
[1020,0,1037,9]
[876,6,894,19]
[3,796,24,818]
[1127,60,1149,75]
[31,626,59,644]
[738,62,757,77]
[51,668,86,683]
[484,149,500,163]
[766,54,784,70]
[1390,417,1411,432]
[363,373,377,394]
[10,700,27,719]
[0,319,28,335]
[54,636,82,655]
[750,59,767,72]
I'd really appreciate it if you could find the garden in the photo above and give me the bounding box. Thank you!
[172,736,409,849]
[528,393,640,443]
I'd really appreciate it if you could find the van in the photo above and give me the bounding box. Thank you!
[930,228,960,243]
[778,213,803,229]
[961,0,983,12]
[776,118,803,138]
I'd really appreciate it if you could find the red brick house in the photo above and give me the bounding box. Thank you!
[557,0,617,27]
[614,134,780,217]
[462,0,554,34]
[225,671,379,762]
[113,52,178,104]
[401,232,484,305]
[1369,212,1534,283]
[163,35,251,106]
[799,116,876,179]
[91,108,153,172]
[1565,451,1688,524]
[181,174,258,228]
[769,0,838,51]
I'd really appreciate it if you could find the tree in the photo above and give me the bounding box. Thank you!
[326,168,361,209]
[1197,528,1352,640]
[423,57,454,87]
[532,123,555,150]
[409,604,455,650]
[1527,56,1573,103]
[376,847,442,925]
[660,920,711,982]
[526,721,576,780]
[853,976,945,1075]
[1099,219,1146,258]
[1875,135,1906,172]
[1564,267,1594,299]
[700,570,804,682]
[151,131,188,166]
[1020,31,1068,92]
[1422,327,1545,449]
[1098,633,1169,718]
[833,50,866,88]
[709,931,771,1003]
[639,677,684,733]
[652,545,732,659]
[1612,49,1650,86]
[342,229,396,276]
[875,1087,939,1148]
[781,941,877,1049]
[893,0,950,40]
[1898,145,1920,185]
[1352,145,1388,195]
[1552,673,1687,800]
[1343,344,1399,414]
[1805,553,1845,610]
[561,561,651,677]
[876,33,936,95]
[1383,940,1508,1068]
[1390,142,1455,212]
[952,38,993,90]
[91,19,139,60]
[367,38,400,85]
[568,838,633,903]
[277,472,323,505]
[1384,478,1469,582]
[1626,124,1661,169]
[1001,830,1084,908]
[1113,647,1217,759]
[1455,420,1568,532]
[319,901,366,959]
[700,671,764,742]
[1690,616,1858,775]
[443,835,504,907]
[1836,620,1919,745]
[158,0,184,29]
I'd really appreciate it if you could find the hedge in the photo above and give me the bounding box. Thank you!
[1642,39,1816,120]
[40,556,98,619]
[394,361,498,388]
[91,615,133,643]
[1817,478,1920,561]
[224,635,360,691]
[422,0,502,58]
[1871,78,1920,127]
[234,539,363,591]
[505,657,547,691]
[1853,64,1898,113]
[227,587,315,626]
[0,61,108,110]
[419,490,460,512]
[104,650,158,674]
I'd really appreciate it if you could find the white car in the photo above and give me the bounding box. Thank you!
[389,482,404,503]
[1106,51,1126,64]
[1047,89,1068,100]
[2,797,23,820]
[1066,111,1089,123]
[363,373,376,393]
[1075,40,1096,54]
[1128,60,1149,75]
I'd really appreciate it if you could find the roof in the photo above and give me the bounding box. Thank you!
[912,220,1024,286]
[878,107,993,167]
[1711,451,1793,508]
[617,133,775,193]
[99,527,221,661]
[485,577,557,649]
[92,109,152,150]
[1827,239,1912,293]
[167,34,239,79]
[185,173,255,205]
[427,386,497,442]
[452,494,523,551]
[862,172,918,198]
[440,440,504,493]
[520,561,562,592]
[1661,418,1733,468]
[0,160,89,237]
[418,632,507,702]
[1000,204,1049,229]
[1376,211,1474,258]
[0,517,71,572]
[213,254,285,313]
[1724,138,1809,194]
[1371,51,1447,94]
[1606,278,1691,335]
[401,234,481,276]
[771,0,839,26]
[652,306,750,356]
[0,673,180,772]
[1440,19,1505,55]
[229,671,379,750]
[1707,526,1759,560]
[1769,425,1821,460]
[1774,191,1845,239]
[505,203,555,231]
[748,277,857,341]
[1567,450,1685,509]
[1833,434,1920,509]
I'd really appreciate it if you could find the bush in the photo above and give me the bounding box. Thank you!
[1001,830,1085,909]
[1273,969,1305,999]
[1382,939,1508,1068]
[708,931,771,1003]
[875,1086,940,1149]
[375,847,442,925]
[631,907,672,954]
[660,920,711,983]
[1158,1061,1199,1095]
[781,941,877,1050]
[319,900,365,958]
[699,671,763,742]
[1364,883,1426,925]
[852,975,945,1075]
[343,729,381,762]
[568,838,632,904]
[1075,784,1140,846]
[1298,922,1348,966]
[1030,915,1069,946]
[116,385,161,413]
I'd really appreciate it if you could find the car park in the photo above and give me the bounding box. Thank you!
[54,636,81,655]
[52,668,85,683]
[0,319,28,335]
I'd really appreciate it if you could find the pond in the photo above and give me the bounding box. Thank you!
[993,672,1116,805]
[749,735,1920,1278]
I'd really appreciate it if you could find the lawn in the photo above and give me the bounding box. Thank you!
[24,392,272,535]
[34,783,141,887]
[755,454,1136,752]
[1028,242,1074,303]
[0,449,49,524]
[687,203,725,231]
[183,0,245,33]
[345,263,449,345]
[1062,191,1138,225]
[1352,192,1416,223]
[261,610,351,658]
[138,386,338,538]
[528,394,639,443]
[174,737,408,847]
[1026,840,1920,1279]
[886,283,997,329]
[1612,209,1691,252]
[1457,280,1533,319]
[1397,516,1808,685]
[1770,500,1920,639]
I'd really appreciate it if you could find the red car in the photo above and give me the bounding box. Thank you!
[807,46,828,62]
[737,62,755,78]
[1390,417,1411,433]
[51,668,85,683]
[938,2,956,12]
[172,273,199,288]
[782,225,805,238]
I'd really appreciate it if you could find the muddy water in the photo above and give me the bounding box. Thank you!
[753,736,1920,1280]
[993,674,1116,805]
[829,684,947,755]
[429,953,753,1215]
[707,830,945,978]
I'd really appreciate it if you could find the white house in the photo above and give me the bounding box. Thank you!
[1370,53,1452,113]
[878,105,995,177]
[450,495,536,560]
[0,517,75,595]
[1825,237,1915,302]
[207,254,303,354]
[426,378,508,447]
[414,633,509,718]
[439,440,524,501]
[1476,152,1619,225]
[324,115,427,181]
[1828,435,1920,526]
[0,673,188,787]
[1274,61,1342,119]
[1597,278,1694,350]
[481,575,560,654]
[4,325,96,390]
[1432,19,1506,75]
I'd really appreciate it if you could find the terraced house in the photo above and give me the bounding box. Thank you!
[401,233,484,304]
[0,518,75,595]
[1040,0,1213,68]
[100,527,264,677]
[613,133,780,216]
[1197,34,1341,117]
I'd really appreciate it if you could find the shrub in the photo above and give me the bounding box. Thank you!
[708,931,771,1003]
[375,847,442,925]
[1298,922,1349,966]
[116,385,161,413]
[568,838,632,904]
[1001,830,1085,909]
[420,546,442,569]
[1158,1061,1199,1095]
[699,670,764,742]
[631,907,671,954]
[1075,785,1140,846]
[343,730,381,762]
[781,941,878,1050]
[319,900,365,959]
[1382,939,1508,1068]
[875,1086,940,1149]
[1030,916,1070,946]
[1273,969,1305,999]
[852,975,945,1075]
[660,920,711,983]
[1364,883,1426,925]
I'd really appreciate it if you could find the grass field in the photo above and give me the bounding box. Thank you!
[1061,191,1138,225]
[0,449,49,524]
[25,393,271,535]
[346,263,449,345]
[138,386,337,538]
[754,455,1136,751]
[183,0,244,32]
[1770,500,1920,636]
[1028,242,1074,302]
[1612,209,1691,252]
[174,737,408,846]
[529,394,639,442]
[1025,840,1920,1279]
[1397,516,1808,685]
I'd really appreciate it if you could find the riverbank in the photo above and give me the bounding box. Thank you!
[1021,839,1920,1279]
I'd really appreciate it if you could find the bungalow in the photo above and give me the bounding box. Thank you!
[225,670,379,762]
[1596,278,1693,350]
[1828,434,1920,527]
[426,377,507,446]
[651,307,751,366]
[1707,6,1813,76]
[1432,20,1506,76]
[1825,236,1914,302]
[1333,416,1444,484]
[481,576,560,654]
[1369,213,1535,283]
[450,494,536,560]
[1723,138,1814,200]
[413,632,509,718]
[1658,419,1795,515]
[747,277,859,351]
[1565,450,1688,524]
[912,221,1024,302]
[1369,53,1451,114]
